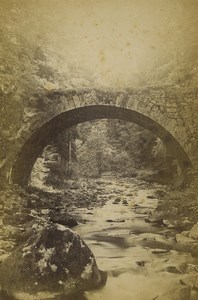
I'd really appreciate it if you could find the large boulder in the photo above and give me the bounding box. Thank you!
[0,222,106,300]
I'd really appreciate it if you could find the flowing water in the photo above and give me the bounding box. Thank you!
[73,177,196,300]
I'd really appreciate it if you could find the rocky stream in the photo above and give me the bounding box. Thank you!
[0,176,198,300]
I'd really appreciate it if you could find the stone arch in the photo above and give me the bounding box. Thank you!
[11,105,192,187]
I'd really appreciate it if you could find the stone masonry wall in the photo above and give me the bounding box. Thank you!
[1,85,198,186]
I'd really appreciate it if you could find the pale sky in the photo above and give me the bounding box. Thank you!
[3,0,198,87]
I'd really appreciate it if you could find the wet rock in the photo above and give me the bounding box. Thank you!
[166,266,182,274]
[113,198,121,204]
[154,190,167,199]
[134,207,150,215]
[180,274,198,289]
[173,286,191,300]
[133,204,141,208]
[110,268,127,277]
[186,264,198,274]
[147,195,156,199]
[92,234,128,248]
[162,219,176,229]
[0,222,107,299]
[126,192,133,196]
[190,244,198,258]
[152,249,170,255]
[181,218,193,228]
[170,217,193,231]
[106,219,125,223]
[180,231,190,237]
[136,261,145,266]
[189,223,198,240]
[49,212,78,228]
[145,211,164,225]
[155,286,191,300]
[122,200,128,205]
[176,233,196,244]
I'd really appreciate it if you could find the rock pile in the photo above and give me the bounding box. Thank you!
[0,182,109,299]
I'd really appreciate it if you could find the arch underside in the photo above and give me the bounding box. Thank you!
[11,105,192,187]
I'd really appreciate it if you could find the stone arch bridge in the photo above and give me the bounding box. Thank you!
[9,86,197,187]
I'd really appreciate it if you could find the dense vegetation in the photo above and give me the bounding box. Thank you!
[33,119,175,188]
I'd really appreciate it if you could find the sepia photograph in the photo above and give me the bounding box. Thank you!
[0,0,198,299]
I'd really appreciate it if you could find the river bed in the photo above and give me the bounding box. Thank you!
[72,177,197,300]
[0,177,197,300]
